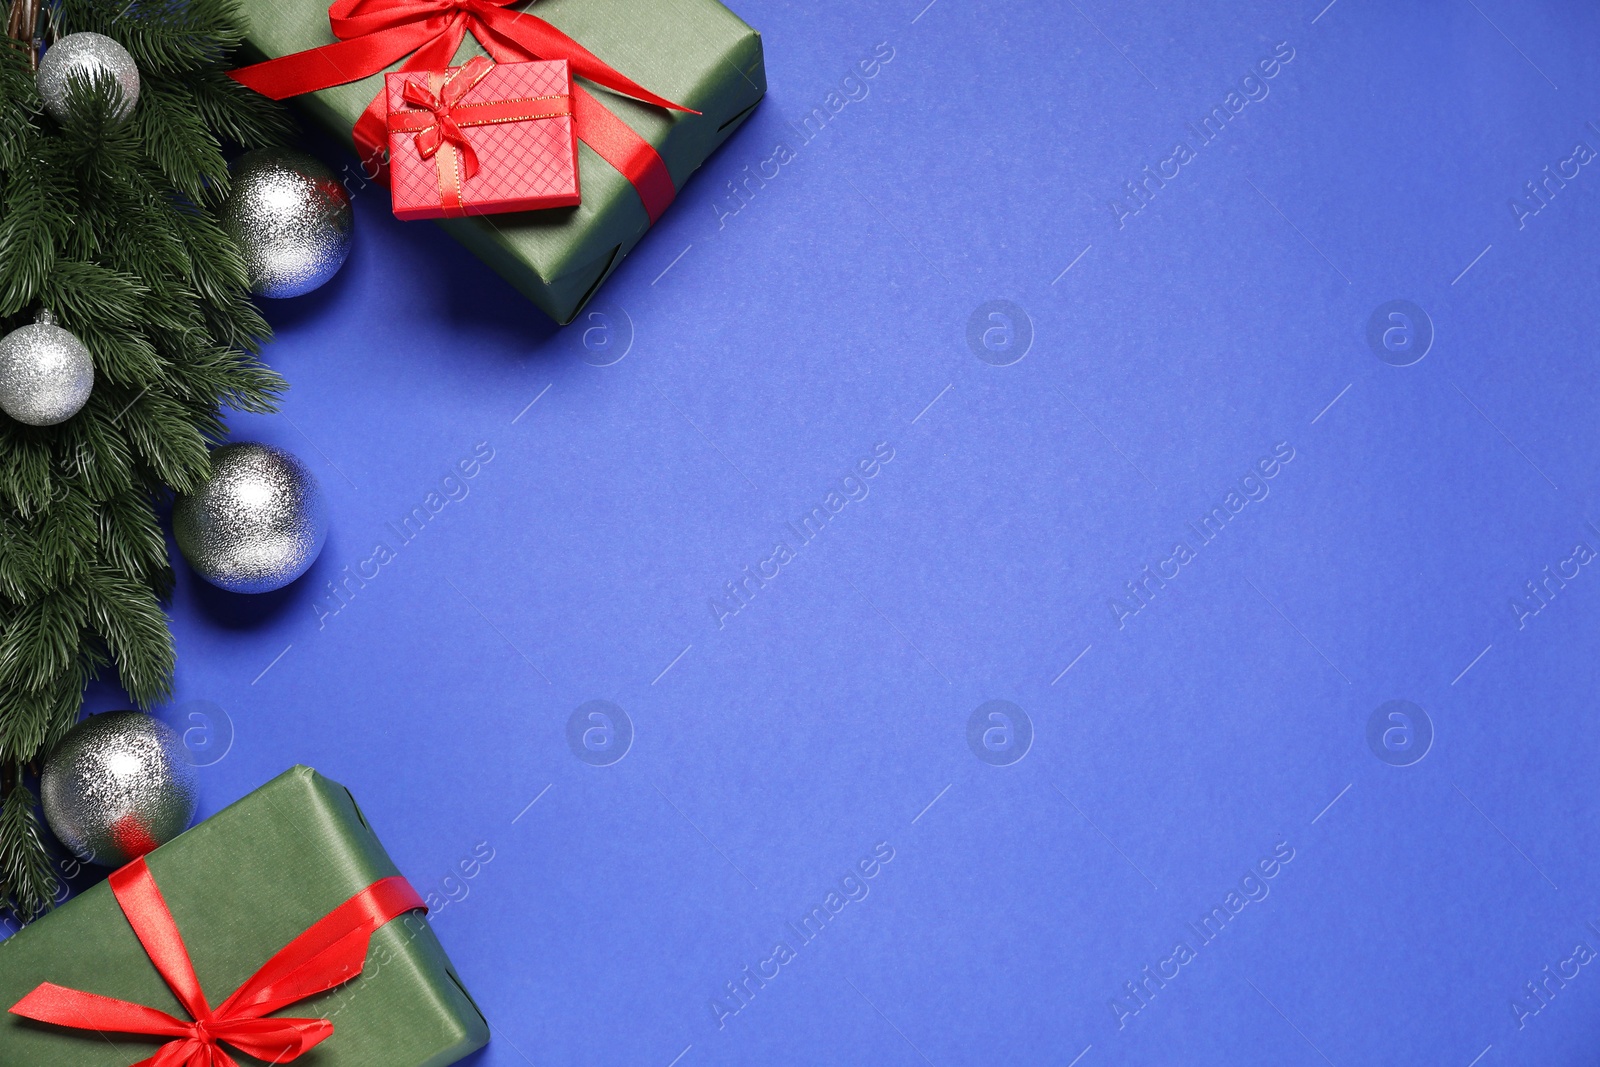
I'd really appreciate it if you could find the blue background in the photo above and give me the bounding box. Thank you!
[48,0,1600,1063]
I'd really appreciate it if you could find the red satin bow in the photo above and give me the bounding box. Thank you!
[10,857,425,1067]
[389,55,575,215]
[399,57,494,180]
[230,0,696,221]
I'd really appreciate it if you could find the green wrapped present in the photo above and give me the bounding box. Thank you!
[232,0,767,324]
[0,767,488,1066]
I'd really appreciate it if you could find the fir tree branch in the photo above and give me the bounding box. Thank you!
[0,0,289,919]
[0,159,68,314]
[136,75,229,205]
[0,775,55,922]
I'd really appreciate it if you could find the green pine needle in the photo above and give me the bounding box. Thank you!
[0,778,56,921]
[0,0,287,921]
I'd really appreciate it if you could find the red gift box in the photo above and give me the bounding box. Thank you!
[385,56,580,221]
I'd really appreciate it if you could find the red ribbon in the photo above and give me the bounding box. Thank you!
[9,857,425,1067]
[230,0,696,222]
[389,55,573,214]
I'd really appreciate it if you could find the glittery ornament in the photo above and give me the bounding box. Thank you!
[221,149,353,298]
[0,309,94,425]
[41,711,198,866]
[36,31,141,123]
[174,442,328,593]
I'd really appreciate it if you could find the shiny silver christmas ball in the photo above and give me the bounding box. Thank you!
[36,32,141,123]
[41,711,198,866]
[221,149,353,298]
[174,442,328,593]
[0,310,94,425]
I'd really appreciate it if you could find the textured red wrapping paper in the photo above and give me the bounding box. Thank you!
[385,58,579,221]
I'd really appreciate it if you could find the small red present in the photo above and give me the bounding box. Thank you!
[385,56,580,221]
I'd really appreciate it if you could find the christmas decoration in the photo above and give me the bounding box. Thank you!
[386,56,579,221]
[0,309,93,425]
[0,767,490,1064]
[221,147,353,298]
[39,710,196,866]
[174,442,327,593]
[228,0,765,323]
[34,29,139,122]
[0,0,289,921]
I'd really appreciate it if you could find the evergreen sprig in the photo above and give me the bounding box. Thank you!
[0,0,290,920]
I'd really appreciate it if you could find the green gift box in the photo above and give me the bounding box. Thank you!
[0,767,489,1066]
[237,0,767,324]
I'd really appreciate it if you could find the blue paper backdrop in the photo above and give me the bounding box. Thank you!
[27,0,1600,1063]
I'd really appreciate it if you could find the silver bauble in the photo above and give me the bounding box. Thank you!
[41,711,198,867]
[221,149,353,298]
[174,442,328,593]
[0,309,94,425]
[36,32,141,123]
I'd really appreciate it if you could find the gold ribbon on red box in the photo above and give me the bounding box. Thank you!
[230,0,696,222]
[389,55,573,216]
